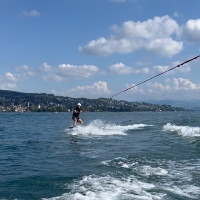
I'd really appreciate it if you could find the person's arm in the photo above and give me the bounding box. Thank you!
[73,108,77,113]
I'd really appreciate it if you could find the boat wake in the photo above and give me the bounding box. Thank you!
[163,123,200,137]
[42,157,200,200]
[66,120,152,136]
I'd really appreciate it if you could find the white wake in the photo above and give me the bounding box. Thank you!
[66,120,152,136]
[43,157,200,200]
[163,123,200,137]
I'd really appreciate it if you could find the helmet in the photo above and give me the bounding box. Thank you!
[77,103,81,106]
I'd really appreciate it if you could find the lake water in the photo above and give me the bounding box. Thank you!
[0,111,200,200]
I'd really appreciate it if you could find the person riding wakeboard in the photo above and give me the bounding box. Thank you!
[72,103,83,127]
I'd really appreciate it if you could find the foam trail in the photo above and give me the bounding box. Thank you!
[163,123,200,137]
[43,157,200,200]
[102,157,168,176]
[165,186,200,199]
[101,157,200,199]
[42,175,163,200]
[66,120,153,136]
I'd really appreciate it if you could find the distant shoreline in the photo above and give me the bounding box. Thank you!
[0,89,187,112]
[0,110,195,113]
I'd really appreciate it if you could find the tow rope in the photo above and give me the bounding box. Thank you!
[110,55,200,98]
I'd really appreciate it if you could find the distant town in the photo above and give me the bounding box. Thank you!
[0,89,186,112]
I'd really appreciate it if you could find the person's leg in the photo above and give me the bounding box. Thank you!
[78,119,83,126]
[73,117,77,127]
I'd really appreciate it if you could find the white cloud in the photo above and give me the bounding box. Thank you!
[153,65,170,73]
[15,65,30,71]
[79,37,143,56]
[110,0,126,2]
[138,67,149,74]
[57,64,98,78]
[0,70,35,90]
[134,61,151,66]
[144,38,183,57]
[134,78,199,100]
[40,63,52,72]
[21,10,40,17]
[171,78,200,90]
[0,83,17,90]
[153,61,191,75]
[5,72,18,82]
[43,74,64,82]
[125,83,145,94]
[51,90,66,96]
[171,61,191,73]
[42,64,99,82]
[122,78,200,100]
[109,62,149,74]
[109,63,133,74]
[68,81,111,97]
[3,72,34,82]
[148,81,171,91]
[14,65,35,77]
[111,16,179,39]
[173,11,179,18]
[79,15,183,57]
[52,81,111,98]
[26,71,35,76]
[147,78,200,98]
[182,19,200,42]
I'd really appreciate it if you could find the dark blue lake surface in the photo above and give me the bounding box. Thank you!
[0,112,200,199]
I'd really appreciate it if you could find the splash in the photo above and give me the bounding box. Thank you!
[163,123,200,137]
[101,157,200,199]
[102,157,168,176]
[66,120,152,136]
[42,174,163,200]
[43,157,200,200]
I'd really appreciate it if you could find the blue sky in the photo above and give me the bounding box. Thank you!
[0,0,200,101]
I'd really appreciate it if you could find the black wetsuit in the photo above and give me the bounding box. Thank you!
[72,106,82,121]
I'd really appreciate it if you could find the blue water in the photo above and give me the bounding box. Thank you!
[0,112,200,200]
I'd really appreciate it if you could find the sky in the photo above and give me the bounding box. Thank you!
[0,0,200,101]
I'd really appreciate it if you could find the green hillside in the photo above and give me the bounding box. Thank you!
[0,90,186,112]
